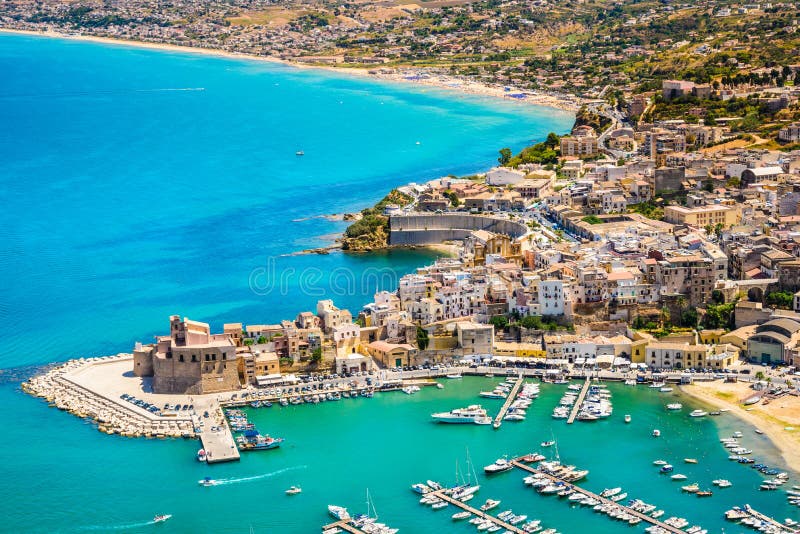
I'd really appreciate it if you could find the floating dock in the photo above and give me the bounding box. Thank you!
[426,489,526,533]
[493,375,525,428]
[510,458,691,534]
[321,520,367,534]
[566,377,591,424]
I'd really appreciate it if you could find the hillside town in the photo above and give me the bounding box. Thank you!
[128,78,800,394]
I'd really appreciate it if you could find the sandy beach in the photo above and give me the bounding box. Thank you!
[681,380,800,473]
[0,28,581,113]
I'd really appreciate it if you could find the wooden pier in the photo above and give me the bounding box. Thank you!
[740,504,798,533]
[510,459,691,534]
[427,489,527,534]
[566,377,591,424]
[321,520,366,533]
[492,375,525,428]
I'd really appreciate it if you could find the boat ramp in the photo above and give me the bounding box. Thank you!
[566,377,591,424]
[510,457,693,534]
[492,374,525,428]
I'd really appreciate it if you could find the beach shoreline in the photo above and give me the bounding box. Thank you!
[0,28,581,113]
[680,381,800,474]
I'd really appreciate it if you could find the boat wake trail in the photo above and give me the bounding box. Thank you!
[80,519,159,530]
[215,465,307,486]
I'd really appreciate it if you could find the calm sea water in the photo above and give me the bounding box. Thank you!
[0,33,574,369]
[1,377,796,533]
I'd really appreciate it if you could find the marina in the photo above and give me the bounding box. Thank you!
[566,378,592,424]
[421,488,528,534]
[492,375,525,429]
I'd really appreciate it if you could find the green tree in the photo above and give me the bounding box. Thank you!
[416,326,430,351]
[311,347,323,363]
[256,335,267,344]
[544,132,560,149]
[498,147,512,166]
[765,291,794,309]
[489,315,509,331]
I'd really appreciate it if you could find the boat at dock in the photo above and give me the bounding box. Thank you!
[235,430,283,450]
[483,458,512,474]
[328,505,350,521]
[197,449,207,462]
[479,498,500,511]
[452,511,471,520]
[445,374,462,379]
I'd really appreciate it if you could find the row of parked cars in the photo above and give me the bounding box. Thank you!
[119,393,161,415]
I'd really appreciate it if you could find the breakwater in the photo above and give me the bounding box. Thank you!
[388,213,529,246]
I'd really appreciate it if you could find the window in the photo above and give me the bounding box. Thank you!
[192,354,197,362]
[179,354,184,362]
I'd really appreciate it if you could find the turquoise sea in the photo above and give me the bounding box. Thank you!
[0,34,794,533]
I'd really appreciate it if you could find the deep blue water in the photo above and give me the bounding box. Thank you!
[0,34,574,368]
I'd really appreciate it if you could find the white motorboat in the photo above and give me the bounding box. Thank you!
[624,414,631,423]
[198,477,217,487]
[653,460,668,465]
[480,391,507,399]
[652,429,661,437]
[452,511,471,520]
[671,474,687,480]
[689,409,708,418]
[480,499,501,511]
[431,405,489,424]
[411,483,431,494]
[328,505,350,521]
[666,403,682,410]
[445,374,462,379]
[484,458,513,474]
[285,485,302,495]
[713,479,732,487]
[659,387,673,393]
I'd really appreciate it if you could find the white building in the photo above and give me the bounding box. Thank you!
[486,167,526,186]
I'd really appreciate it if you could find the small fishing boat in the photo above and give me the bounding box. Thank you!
[671,474,687,480]
[198,476,217,487]
[755,429,764,434]
[295,150,305,156]
[666,403,682,410]
[660,464,674,473]
[624,414,631,423]
[445,373,462,379]
[659,387,673,393]
[713,479,732,488]
[653,459,668,466]
[684,458,698,464]
[689,409,708,418]
[480,499,501,511]
[541,440,555,447]
[153,515,172,523]
[197,449,207,462]
[696,490,713,497]
[652,429,661,437]
[286,486,302,495]
[681,483,699,493]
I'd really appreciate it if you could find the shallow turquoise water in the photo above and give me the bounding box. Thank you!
[3,377,796,532]
[0,33,573,368]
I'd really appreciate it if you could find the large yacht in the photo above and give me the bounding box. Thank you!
[431,405,489,424]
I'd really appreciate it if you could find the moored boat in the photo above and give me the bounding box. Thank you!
[689,409,707,418]
[431,405,489,424]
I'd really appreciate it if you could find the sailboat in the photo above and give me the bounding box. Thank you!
[351,489,398,533]
[453,448,481,500]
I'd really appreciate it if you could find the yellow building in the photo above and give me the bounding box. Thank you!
[663,204,740,228]
[493,341,547,358]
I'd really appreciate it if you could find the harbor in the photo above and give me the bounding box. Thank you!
[566,377,591,424]
[492,375,525,429]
